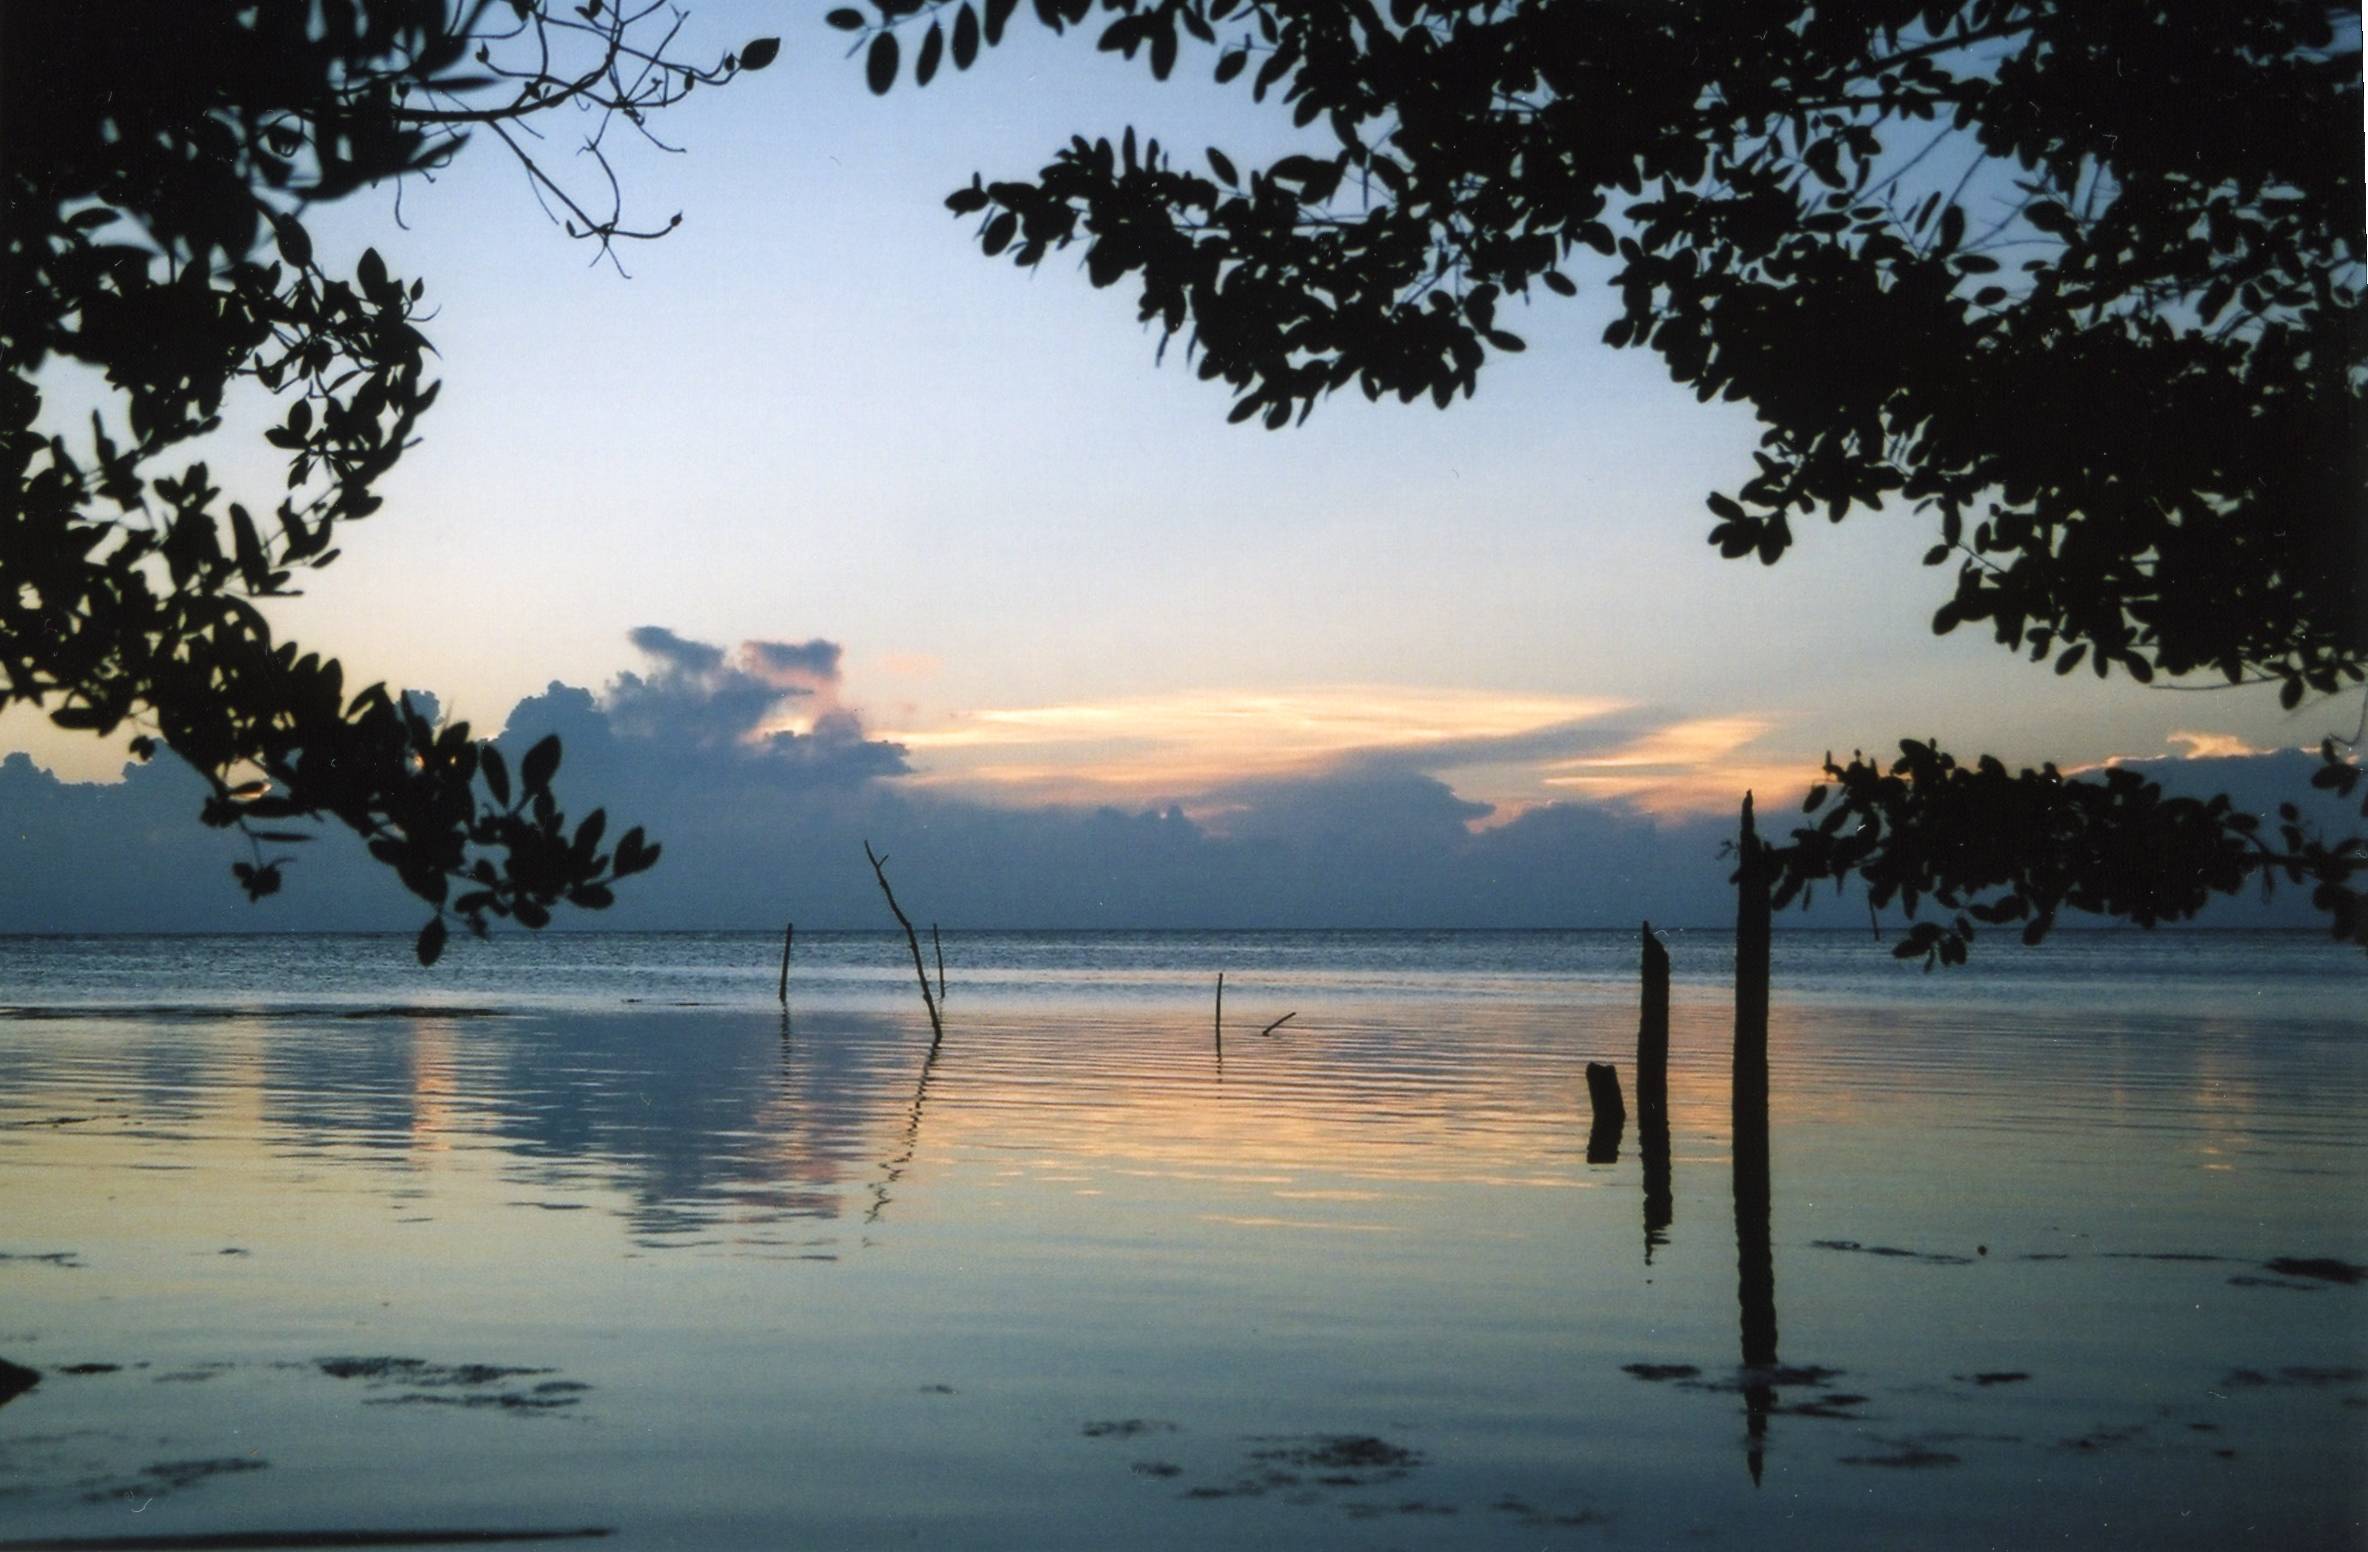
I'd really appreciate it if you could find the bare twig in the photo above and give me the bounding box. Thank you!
[864,840,942,1041]
[1258,1011,1297,1037]
[932,923,946,1005]
[1214,971,1224,1058]
[777,920,792,1006]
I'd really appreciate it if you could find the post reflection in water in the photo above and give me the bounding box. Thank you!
[868,1031,946,1226]
[1640,1107,1673,1263]
[1734,1092,1778,1485]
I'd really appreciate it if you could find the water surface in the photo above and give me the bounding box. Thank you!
[0,931,2360,1547]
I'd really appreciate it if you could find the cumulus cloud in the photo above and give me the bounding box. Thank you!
[574,628,907,783]
[742,638,843,689]
[624,625,725,675]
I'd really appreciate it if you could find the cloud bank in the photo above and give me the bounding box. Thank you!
[0,629,2351,938]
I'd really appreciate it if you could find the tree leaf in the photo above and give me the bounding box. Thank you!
[521,733,562,794]
[480,744,511,805]
[268,210,312,269]
[866,30,899,93]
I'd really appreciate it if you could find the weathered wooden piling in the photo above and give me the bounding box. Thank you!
[1585,1061,1627,1126]
[1585,1061,1627,1164]
[1214,972,1224,1058]
[1734,795,1771,1132]
[777,922,794,1007]
[1731,790,1779,1478]
[1637,919,1669,1124]
[1638,921,1673,1258]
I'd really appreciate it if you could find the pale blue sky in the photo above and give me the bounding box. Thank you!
[5,3,2327,823]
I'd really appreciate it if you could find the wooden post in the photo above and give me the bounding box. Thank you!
[1732,792,1778,1485]
[932,924,946,1005]
[1585,1061,1627,1164]
[1735,795,1771,1133]
[777,922,793,1006]
[1637,920,1669,1124]
[1639,921,1673,1259]
[1214,972,1224,1058]
[1585,1061,1627,1125]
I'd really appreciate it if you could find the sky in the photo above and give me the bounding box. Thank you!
[3,3,2352,931]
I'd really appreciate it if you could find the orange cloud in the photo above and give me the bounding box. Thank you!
[880,685,1633,801]
[1540,716,1817,815]
[2166,730,2267,759]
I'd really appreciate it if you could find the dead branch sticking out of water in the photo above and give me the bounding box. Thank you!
[777,922,793,1006]
[1258,1011,1297,1037]
[864,841,942,1042]
[932,923,946,1005]
[1214,972,1224,1058]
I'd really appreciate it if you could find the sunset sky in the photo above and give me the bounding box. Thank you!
[3,4,2338,925]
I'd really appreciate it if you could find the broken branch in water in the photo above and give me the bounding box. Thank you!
[777,921,793,1006]
[932,923,946,1005]
[864,841,942,1042]
[1258,1011,1297,1037]
[1214,972,1224,1058]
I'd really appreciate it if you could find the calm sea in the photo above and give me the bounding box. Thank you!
[0,930,2361,1549]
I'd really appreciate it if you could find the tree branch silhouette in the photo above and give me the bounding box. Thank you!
[848,0,2363,956]
[3,1,761,958]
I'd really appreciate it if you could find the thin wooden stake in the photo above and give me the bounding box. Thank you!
[864,840,941,1041]
[932,923,946,1005]
[777,921,794,1006]
[1258,1011,1297,1037]
[1214,972,1224,1058]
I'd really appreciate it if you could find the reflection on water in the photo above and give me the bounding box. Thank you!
[1734,1087,1779,1486]
[0,933,2363,1549]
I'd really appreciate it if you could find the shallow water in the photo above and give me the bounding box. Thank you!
[0,931,2361,1548]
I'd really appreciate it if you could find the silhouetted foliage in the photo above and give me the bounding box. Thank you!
[850,0,2365,956]
[1785,737,2364,968]
[3,2,776,957]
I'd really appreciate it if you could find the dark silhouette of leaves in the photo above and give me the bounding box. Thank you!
[842,0,2365,957]
[3,2,773,952]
